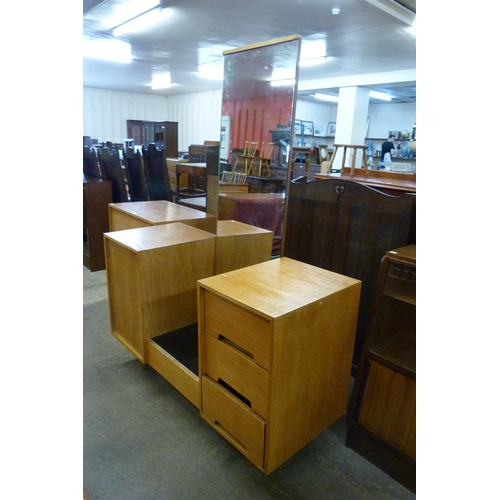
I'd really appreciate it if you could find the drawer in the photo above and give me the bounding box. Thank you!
[201,375,265,467]
[204,333,268,418]
[204,291,271,370]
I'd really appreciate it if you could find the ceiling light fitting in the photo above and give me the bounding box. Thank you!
[331,8,340,15]
[313,93,339,102]
[113,5,165,37]
[369,90,392,101]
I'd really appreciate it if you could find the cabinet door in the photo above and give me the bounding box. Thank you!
[127,120,145,146]
[358,361,416,460]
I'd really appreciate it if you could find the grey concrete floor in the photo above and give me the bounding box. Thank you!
[83,266,416,500]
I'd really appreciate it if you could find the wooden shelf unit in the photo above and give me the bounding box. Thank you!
[346,244,416,492]
[198,257,361,474]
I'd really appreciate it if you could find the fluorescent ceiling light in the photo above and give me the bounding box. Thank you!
[365,0,415,27]
[83,39,131,63]
[369,90,392,101]
[113,5,166,37]
[270,79,295,87]
[151,73,172,90]
[313,93,339,102]
[198,63,223,80]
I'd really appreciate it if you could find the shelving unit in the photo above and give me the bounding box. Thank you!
[346,244,416,492]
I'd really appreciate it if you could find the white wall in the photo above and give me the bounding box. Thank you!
[83,86,415,153]
[83,87,222,151]
[295,99,416,148]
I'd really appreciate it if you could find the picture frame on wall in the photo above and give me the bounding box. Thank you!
[294,120,302,135]
[302,121,314,135]
[326,122,336,137]
[314,124,324,137]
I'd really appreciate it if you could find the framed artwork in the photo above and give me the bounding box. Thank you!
[294,120,302,135]
[302,121,314,135]
[326,122,336,137]
[314,124,324,137]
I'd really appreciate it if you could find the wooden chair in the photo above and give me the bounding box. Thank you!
[123,147,149,202]
[252,142,275,177]
[232,141,259,175]
[324,143,369,174]
[97,147,129,203]
[142,143,173,202]
[83,146,101,179]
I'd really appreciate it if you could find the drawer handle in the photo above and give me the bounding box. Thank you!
[219,335,254,360]
[218,378,251,408]
[214,420,247,451]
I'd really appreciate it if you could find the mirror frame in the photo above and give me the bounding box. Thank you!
[216,35,302,256]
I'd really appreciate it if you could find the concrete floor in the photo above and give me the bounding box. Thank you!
[83,266,416,500]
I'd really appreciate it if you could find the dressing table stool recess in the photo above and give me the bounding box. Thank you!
[108,200,217,233]
[197,257,361,474]
[104,223,216,408]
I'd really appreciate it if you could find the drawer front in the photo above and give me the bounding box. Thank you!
[204,333,268,418]
[201,375,265,467]
[204,291,271,370]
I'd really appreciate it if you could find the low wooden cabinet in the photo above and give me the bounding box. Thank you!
[83,176,112,271]
[198,258,361,474]
[108,200,217,233]
[346,244,416,492]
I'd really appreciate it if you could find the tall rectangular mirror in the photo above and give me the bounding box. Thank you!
[214,35,301,257]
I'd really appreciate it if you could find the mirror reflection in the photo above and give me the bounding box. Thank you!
[216,35,301,257]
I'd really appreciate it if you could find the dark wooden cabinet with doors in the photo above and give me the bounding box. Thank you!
[283,177,415,367]
[127,120,178,158]
[346,244,416,493]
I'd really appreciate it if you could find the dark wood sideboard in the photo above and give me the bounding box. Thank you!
[283,178,415,367]
[83,176,112,271]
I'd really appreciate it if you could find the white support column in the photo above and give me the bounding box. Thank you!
[332,87,370,170]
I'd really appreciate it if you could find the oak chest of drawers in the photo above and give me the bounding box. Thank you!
[197,257,361,474]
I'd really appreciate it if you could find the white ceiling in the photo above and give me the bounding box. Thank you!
[83,0,416,104]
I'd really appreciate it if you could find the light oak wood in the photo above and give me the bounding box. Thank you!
[104,223,216,365]
[108,200,217,233]
[198,257,361,474]
[215,220,273,275]
[147,340,200,408]
[201,375,266,467]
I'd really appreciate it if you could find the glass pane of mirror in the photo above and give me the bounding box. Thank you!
[216,35,301,257]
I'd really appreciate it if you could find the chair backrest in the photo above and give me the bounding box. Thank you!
[188,144,208,163]
[123,148,149,201]
[142,143,173,201]
[243,141,259,157]
[259,142,275,160]
[83,147,101,179]
[97,147,129,203]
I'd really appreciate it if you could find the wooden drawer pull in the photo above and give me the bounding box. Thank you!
[214,420,247,451]
[218,378,251,407]
[219,335,254,360]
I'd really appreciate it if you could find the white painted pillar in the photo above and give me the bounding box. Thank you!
[332,86,370,170]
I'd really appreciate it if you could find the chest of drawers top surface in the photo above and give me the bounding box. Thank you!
[198,257,360,318]
[104,222,215,252]
[110,200,213,224]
